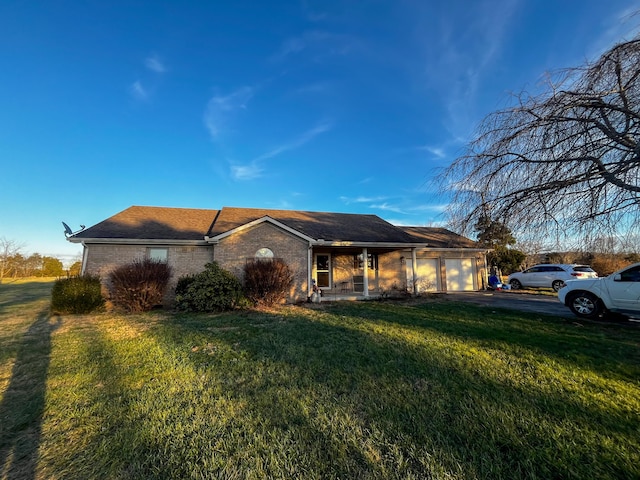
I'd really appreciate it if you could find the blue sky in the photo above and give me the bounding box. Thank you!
[1,1,638,264]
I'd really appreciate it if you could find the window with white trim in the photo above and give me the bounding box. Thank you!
[148,247,168,262]
[354,253,378,270]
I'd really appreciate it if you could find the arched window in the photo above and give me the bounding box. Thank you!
[255,247,274,259]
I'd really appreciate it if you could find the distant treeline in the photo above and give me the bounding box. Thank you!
[525,252,640,276]
[0,253,81,280]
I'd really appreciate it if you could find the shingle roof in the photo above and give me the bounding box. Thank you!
[71,205,479,248]
[72,206,218,241]
[209,207,416,243]
[401,226,479,248]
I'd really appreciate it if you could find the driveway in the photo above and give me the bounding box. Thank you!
[442,291,573,318]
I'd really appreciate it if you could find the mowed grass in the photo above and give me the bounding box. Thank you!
[1,282,639,479]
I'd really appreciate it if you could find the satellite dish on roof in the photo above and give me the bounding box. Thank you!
[62,221,85,238]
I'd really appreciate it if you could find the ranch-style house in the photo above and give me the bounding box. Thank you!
[67,205,489,303]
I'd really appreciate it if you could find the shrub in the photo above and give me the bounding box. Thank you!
[108,258,172,313]
[175,274,197,297]
[243,258,294,306]
[50,275,105,314]
[590,254,631,277]
[174,262,244,312]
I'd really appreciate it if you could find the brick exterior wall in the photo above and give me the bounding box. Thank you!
[83,243,213,304]
[213,223,310,302]
[378,251,406,292]
[81,233,487,307]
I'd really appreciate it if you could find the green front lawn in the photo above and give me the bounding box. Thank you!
[1,282,639,479]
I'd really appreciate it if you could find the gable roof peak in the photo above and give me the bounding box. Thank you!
[210,206,413,243]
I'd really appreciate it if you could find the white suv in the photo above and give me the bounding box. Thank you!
[507,264,597,292]
[558,262,640,320]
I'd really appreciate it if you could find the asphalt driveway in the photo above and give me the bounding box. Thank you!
[442,291,573,318]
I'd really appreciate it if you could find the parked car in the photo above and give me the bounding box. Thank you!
[558,262,640,320]
[507,264,597,292]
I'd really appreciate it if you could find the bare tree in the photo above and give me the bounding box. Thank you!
[0,237,25,281]
[440,36,640,243]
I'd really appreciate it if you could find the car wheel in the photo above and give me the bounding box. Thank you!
[567,292,602,319]
[552,280,565,292]
[509,279,522,290]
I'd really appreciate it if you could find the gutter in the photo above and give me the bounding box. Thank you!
[67,237,210,246]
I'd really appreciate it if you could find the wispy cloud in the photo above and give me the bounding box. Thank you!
[129,81,148,100]
[277,36,307,58]
[230,163,263,181]
[586,7,640,58]
[229,121,332,181]
[291,82,332,96]
[369,202,407,214]
[203,86,254,139]
[381,202,449,227]
[128,54,166,101]
[340,195,407,214]
[253,122,332,162]
[407,203,448,214]
[416,145,446,159]
[420,1,520,139]
[301,0,328,22]
[340,195,388,204]
[388,217,447,228]
[145,54,166,73]
[271,30,360,62]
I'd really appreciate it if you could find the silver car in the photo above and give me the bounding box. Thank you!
[507,264,597,292]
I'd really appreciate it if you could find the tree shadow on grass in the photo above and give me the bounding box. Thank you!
[326,300,640,382]
[44,309,638,479]
[0,312,60,480]
[154,309,639,479]
[237,311,640,478]
[0,282,55,315]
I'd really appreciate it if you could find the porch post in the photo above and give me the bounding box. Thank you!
[362,247,369,297]
[308,244,313,297]
[411,247,418,295]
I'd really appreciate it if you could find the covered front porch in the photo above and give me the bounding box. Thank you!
[307,242,488,300]
[309,245,411,299]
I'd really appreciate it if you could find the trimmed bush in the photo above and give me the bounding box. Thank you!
[243,258,294,306]
[108,258,172,313]
[174,262,244,312]
[50,275,105,314]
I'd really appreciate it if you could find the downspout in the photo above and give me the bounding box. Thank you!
[483,252,488,290]
[411,247,418,295]
[308,243,313,297]
[362,247,369,297]
[80,242,89,275]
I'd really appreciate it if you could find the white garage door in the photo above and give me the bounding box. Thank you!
[445,258,475,291]
[406,258,439,293]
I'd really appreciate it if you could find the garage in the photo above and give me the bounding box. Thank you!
[445,258,476,291]
[406,258,439,293]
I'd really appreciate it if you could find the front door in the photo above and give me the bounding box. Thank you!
[315,254,331,288]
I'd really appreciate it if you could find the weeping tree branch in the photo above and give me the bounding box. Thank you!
[440,36,640,242]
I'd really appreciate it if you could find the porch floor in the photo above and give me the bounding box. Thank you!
[313,290,387,302]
